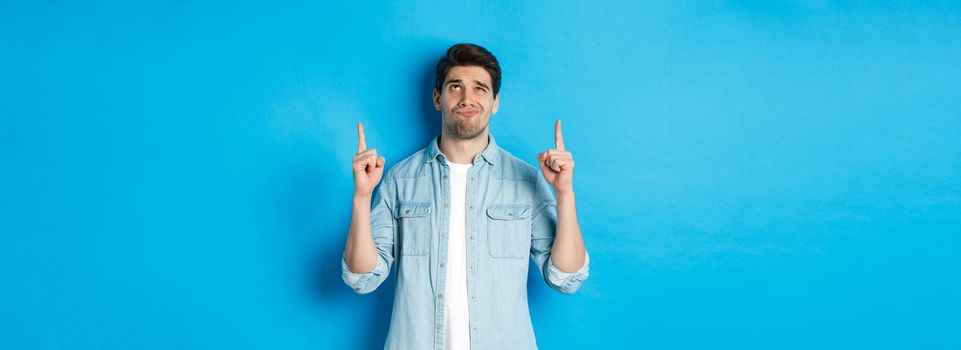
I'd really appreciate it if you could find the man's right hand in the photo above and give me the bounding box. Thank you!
[352,122,385,197]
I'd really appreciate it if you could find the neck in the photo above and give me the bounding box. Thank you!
[439,129,489,164]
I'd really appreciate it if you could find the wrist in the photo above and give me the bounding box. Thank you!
[555,190,576,201]
[353,193,372,203]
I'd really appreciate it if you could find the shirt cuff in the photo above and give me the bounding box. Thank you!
[547,250,590,287]
[341,254,387,292]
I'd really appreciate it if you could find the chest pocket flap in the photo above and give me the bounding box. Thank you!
[486,205,531,220]
[394,201,432,218]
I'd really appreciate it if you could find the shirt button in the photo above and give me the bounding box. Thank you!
[443,174,448,179]
[440,262,446,267]
[438,293,444,299]
[469,235,474,240]
[469,205,474,210]
[470,177,476,181]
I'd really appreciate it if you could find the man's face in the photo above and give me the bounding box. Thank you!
[433,65,500,140]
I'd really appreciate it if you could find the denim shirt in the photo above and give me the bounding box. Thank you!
[341,134,590,349]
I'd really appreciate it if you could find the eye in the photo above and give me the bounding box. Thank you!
[474,87,487,93]
[449,84,462,91]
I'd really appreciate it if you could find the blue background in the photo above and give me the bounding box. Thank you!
[2,1,960,349]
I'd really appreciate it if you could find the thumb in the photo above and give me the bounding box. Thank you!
[537,152,551,172]
[537,152,548,164]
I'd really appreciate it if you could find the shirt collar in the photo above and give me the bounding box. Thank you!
[426,133,498,166]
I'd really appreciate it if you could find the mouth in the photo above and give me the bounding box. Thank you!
[455,109,480,117]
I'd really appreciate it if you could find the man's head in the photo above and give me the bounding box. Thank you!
[433,43,501,140]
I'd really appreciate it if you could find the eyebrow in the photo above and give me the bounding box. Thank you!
[444,78,491,90]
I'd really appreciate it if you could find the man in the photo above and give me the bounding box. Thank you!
[341,43,589,349]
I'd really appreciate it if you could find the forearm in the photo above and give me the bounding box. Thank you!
[343,195,379,274]
[550,191,586,273]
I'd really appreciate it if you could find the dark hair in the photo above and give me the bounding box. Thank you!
[434,43,501,96]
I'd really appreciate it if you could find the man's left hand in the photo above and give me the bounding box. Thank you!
[538,120,574,195]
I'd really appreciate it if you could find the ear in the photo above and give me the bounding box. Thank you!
[432,89,441,111]
[492,93,500,114]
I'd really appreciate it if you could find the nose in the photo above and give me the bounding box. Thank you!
[457,92,473,107]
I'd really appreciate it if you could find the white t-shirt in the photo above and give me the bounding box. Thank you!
[444,161,472,350]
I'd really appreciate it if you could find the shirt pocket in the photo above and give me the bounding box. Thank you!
[393,201,432,256]
[486,204,532,259]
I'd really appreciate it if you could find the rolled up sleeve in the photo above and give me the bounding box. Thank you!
[547,250,590,294]
[341,253,390,294]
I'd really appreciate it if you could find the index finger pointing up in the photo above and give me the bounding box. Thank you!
[554,119,565,151]
[357,122,367,153]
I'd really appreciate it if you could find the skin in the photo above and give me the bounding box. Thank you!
[342,122,384,274]
[343,65,586,274]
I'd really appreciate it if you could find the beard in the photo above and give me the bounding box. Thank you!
[443,111,489,140]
